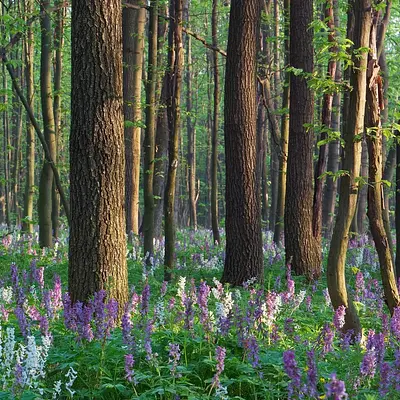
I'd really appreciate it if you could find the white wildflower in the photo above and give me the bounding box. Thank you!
[1,287,13,303]
[177,276,186,305]
[65,366,78,397]
[52,380,62,399]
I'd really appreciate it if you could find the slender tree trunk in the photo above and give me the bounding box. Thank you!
[284,0,321,279]
[312,0,337,239]
[153,8,169,239]
[211,0,220,244]
[356,139,368,234]
[274,0,290,246]
[38,0,56,247]
[396,125,400,278]
[52,0,65,238]
[327,0,371,336]
[365,7,399,314]
[22,4,35,233]
[143,0,158,259]
[164,0,183,281]
[123,0,146,235]
[221,0,263,286]
[69,0,128,307]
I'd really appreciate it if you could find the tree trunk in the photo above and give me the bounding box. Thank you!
[221,0,263,286]
[274,0,290,246]
[327,0,371,336]
[396,125,400,278]
[356,139,368,234]
[164,0,183,281]
[211,0,220,244]
[143,0,158,259]
[312,0,337,240]
[365,7,399,315]
[284,0,321,280]
[123,0,146,235]
[69,0,128,307]
[322,66,341,238]
[52,0,66,238]
[38,0,56,248]
[22,0,35,233]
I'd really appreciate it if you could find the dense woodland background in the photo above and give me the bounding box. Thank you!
[1,0,400,331]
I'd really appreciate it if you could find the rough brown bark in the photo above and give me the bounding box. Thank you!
[284,0,321,280]
[69,0,128,307]
[327,0,371,336]
[38,0,56,248]
[123,0,146,235]
[365,7,399,315]
[221,0,263,286]
[164,0,183,281]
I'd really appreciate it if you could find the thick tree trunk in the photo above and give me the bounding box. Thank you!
[274,0,290,246]
[164,0,183,281]
[143,0,158,259]
[284,0,321,280]
[211,0,220,244]
[365,9,399,315]
[327,0,371,336]
[69,0,128,307]
[123,0,146,235]
[38,0,56,248]
[22,0,35,233]
[221,0,263,286]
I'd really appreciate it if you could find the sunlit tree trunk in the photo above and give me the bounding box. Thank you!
[38,0,56,247]
[123,0,146,235]
[327,0,371,336]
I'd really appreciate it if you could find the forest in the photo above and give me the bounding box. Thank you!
[0,0,399,398]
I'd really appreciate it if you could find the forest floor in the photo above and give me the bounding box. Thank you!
[0,226,397,399]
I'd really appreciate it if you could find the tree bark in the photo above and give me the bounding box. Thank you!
[274,0,290,246]
[143,0,158,260]
[164,0,183,281]
[221,0,263,286]
[69,0,128,307]
[210,0,220,244]
[327,0,371,336]
[123,0,146,235]
[284,0,321,280]
[22,0,35,233]
[365,7,399,315]
[38,0,56,248]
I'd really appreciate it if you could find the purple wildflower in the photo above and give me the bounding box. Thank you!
[168,343,181,378]
[321,323,334,354]
[244,335,260,368]
[105,298,118,336]
[125,354,135,383]
[325,373,348,399]
[15,305,29,338]
[306,295,312,312]
[63,292,76,331]
[93,290,107,339]
[183,295,194,331]
[43,290,54,320]
[379,361,391,397]
[141,283,150,316]
[39,315,50,338]
[212,346,226,388]
[160,281,168,297]
[306,350,318,397]
[360,348,376,379]
[144,319,153,361]
[284,318,294,336]
[333,305,346,331]
[355,272,365,302]
[391,307,400,341]
[283,350,301,399]
[51,275,63,311]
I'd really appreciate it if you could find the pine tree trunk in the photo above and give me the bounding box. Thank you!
[69,0,128,307]
[327,0,371,336]
[284,0,321,279]
[38,0,56,248]
[221,0,263,286]
[123,0,146,235]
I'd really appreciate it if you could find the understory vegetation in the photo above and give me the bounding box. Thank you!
[0,226,398,399]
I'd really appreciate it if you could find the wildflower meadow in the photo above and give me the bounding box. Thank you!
[0,226,399,399]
